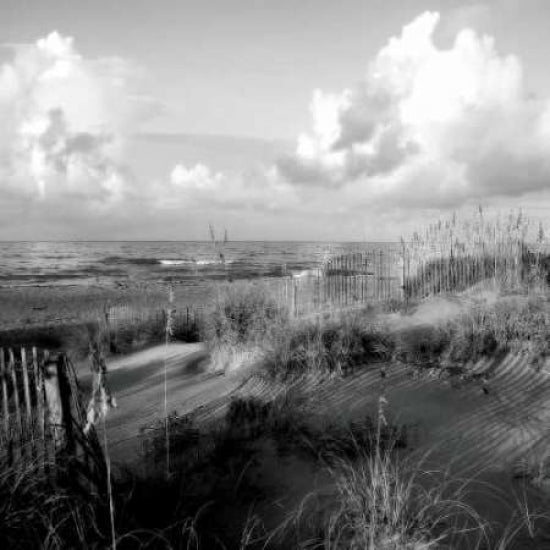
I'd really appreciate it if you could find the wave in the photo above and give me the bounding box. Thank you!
[103,256,229,267]
[159,259,193,266]
[195,259,222,266]
[159,259,222,266]
[291,268,321,279]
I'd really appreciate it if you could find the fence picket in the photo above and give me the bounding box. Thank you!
[32,347,46,470]
[8,349,22,445]
[21,348,33,435]
[1,349,9,439]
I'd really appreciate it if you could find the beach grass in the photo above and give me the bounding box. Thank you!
[203,280,289,372]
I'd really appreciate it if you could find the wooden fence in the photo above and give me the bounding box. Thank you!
[105,305,204,352]
[284,242,542,315]
[107,304,203,330]
[402,242,530,300]
[322,250,402,305]
[0,346,90,471]
[284,248,403,315]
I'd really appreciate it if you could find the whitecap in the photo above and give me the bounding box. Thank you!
[159,259,191,266]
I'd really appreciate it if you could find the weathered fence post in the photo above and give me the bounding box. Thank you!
[32,347,46,470]
[8,349,22,447]
[43,352,65,451]
[104,302,114,353]
[20,348,33,442]
[293,279,298,317]
[379,249,384,301]
[1,349,9,439]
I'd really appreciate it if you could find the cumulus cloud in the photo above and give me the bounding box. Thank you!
[170,163,223,190]
[160,162,298,213]
[0,31,157,207]
[278,11,550,207]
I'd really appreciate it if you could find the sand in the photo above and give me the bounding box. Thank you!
[84,342,262,465]
[89,338,550,540]
[0,281,218,330]
[100,337,550,479]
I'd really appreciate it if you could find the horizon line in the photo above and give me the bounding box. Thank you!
[0,239,401,244]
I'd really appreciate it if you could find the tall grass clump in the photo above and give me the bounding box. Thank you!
[391,289,550,370]
[263,310,394,380]
[204,281,289,372]
[441,293,550,366]
[272,402,486,549]
[403,208,549,299]
[323,454,484,549]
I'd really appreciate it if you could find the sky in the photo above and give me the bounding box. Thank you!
[1,0,550,240]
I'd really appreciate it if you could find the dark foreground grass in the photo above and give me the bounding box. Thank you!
[2,390,548,549]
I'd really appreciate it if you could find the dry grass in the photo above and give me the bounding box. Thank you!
[260,310,394,380]
[324,454,482,548]
[205,282,550,379]
[204,281,289,372]
[402,208,550,300]
[270,423,548,550]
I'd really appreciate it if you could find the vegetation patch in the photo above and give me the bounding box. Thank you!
[204,281,289,371]
[262,313,394,380]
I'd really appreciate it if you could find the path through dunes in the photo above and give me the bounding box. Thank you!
[98,340,550,482]
[95,343,250,463]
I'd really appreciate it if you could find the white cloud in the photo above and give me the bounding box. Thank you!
[0,31,158,207]
[170,163,223,190]
[278,11,550,208]
[159,162,298,214]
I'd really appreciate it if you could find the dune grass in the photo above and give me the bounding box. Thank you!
[394,290,550,369]
[281,445,549,550]
[232,287,550,379]
[261,312,394,380]
[203,281,289,372]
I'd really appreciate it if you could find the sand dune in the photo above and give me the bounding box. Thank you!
[101,339,550,487]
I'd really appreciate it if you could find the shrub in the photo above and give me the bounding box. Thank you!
[205,282,287,347]
[393,324,450,367]
[440,293,550,365]
[203,282,288,371]
[263,313,393,380]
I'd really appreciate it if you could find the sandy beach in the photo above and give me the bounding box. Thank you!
[0,280,216,330]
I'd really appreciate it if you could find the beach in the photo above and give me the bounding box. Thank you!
[0,240,394,329]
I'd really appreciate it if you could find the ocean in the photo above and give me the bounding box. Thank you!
[0,241,395,289]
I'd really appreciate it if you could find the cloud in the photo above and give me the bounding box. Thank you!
[0,31,158,207]
[170,163,223,190]
[277,11,550,208]
[161,162,298,214]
